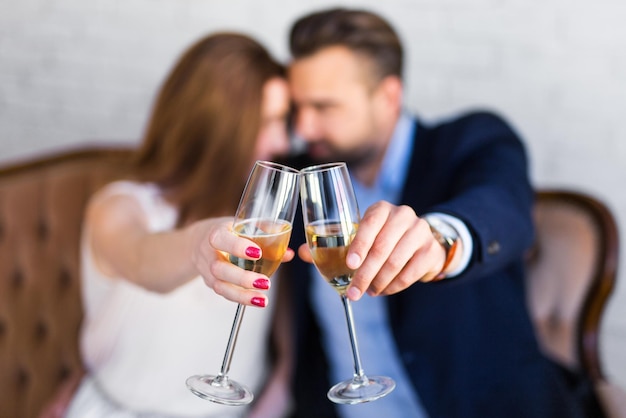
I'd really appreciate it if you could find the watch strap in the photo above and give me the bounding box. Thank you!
[424,215,460,280]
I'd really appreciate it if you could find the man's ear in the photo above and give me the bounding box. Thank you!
[374,75,403,113]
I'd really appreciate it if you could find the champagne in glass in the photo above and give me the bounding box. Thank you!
[301,162,396,404]
[305,221,357,294]
[186,161,300,405]
[230,218,292,276]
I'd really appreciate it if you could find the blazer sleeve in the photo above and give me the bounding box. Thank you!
[407,110,535,282]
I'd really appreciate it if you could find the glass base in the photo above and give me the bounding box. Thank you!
[186,374,253,406]
[327,374,396,404]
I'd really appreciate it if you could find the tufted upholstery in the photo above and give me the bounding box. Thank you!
[526,190,625,417]
[0,147,133,418]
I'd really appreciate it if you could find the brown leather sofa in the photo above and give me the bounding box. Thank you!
[0,147,132,418]
[0,146,623,417]
[526,190,626,417]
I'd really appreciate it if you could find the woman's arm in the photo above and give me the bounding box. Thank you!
[37,370,84,418]
[86,192,283,305]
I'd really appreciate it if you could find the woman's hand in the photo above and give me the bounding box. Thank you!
[190,218,294,308]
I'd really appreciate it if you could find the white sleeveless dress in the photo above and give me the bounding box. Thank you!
[66,181,275,418]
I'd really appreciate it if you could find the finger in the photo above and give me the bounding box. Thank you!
[381,229,449,294]
[281,247,295,263]
[379,257,430,295]
[345,204,393,300]
[202,260,271,307]
[297,243,313,263]
[209,257,272,290]
[345,201,392,270]
[212,279,270,308]
[349,205,417,300]
[366,217,427,296]
[206,219,262,260]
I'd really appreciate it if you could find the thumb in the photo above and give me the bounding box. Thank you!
[297,243,313,263]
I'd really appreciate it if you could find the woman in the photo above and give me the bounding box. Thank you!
[47,33,293,417]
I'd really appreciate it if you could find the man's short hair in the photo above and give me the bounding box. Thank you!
[289,8,404,83]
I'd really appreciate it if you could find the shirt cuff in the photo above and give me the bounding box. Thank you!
[424,212,473,278]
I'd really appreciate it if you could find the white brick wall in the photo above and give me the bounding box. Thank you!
[1,0,625,388]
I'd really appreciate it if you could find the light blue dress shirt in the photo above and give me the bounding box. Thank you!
[310,111,429,418]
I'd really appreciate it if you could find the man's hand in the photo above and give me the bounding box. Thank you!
[344,201,446,300]
[299,201,451,301]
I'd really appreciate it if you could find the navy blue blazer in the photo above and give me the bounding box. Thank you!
[283,111,592,418]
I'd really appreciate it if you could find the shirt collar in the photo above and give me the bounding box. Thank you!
[352,110,415,200]
[381,109,416,194]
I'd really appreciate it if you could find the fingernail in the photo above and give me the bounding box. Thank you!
[346,287,362,301]
[251,296,266,307]
[245,246,261,258]
[253,278,270,289]
[346,253,361,269]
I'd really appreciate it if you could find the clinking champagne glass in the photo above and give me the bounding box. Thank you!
[186,161,300,405]
[300,162,396,404]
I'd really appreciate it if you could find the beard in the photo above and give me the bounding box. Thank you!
[306,141,379,172]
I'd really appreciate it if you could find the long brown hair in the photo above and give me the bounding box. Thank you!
[132,33,285,225]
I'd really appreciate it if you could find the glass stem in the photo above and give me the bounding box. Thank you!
[218,303,246,380]
[340,294,365,380]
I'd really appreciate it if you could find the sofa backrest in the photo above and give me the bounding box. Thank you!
[0,147,133,418]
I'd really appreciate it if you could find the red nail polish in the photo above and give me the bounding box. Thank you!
[245,246,261,258]
[253,278,269,290]
[251,297,266,307]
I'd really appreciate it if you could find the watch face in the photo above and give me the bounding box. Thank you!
[434,229,454,251]
[425,216,459,250]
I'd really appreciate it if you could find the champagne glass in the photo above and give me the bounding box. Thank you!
[300,162,396,404]
[187,161,300,405]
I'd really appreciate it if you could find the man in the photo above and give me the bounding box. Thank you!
[283,7,590,418]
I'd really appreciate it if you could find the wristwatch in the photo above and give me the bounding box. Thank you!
[423,215,460,279]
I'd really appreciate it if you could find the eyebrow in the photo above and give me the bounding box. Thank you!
[295,99,338,110]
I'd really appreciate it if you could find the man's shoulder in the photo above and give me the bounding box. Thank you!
[416,109,519,144]
[421,109,512,132]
